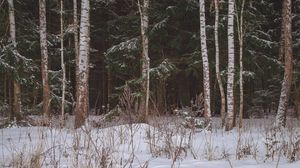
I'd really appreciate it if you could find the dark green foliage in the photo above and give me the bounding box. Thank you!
[0,0,299,116]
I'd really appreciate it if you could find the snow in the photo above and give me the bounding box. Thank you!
[1,117,300,168]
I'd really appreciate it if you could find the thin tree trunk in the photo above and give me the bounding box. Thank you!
[107,66,112,104]
[138,0,150,119]
[214,0,226,127]
[7,0,16,56]
[74,0,90,128]
[237,0,245,128]
[4,74,7,104]
[32,87,37,108]
[13,82,21,120]
[276,0,293,128]
[279,9,285,61]
[39,0,51,118]
[73,0,79,116]
[73,0,79,79]
[225,0,235,131]
[295,86,300,120]
[8,0,21,121]
[60,0,66,125]
[8,80,13,120]
[199,0,211,130]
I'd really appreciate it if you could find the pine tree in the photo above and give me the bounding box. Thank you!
[8,0,21,120]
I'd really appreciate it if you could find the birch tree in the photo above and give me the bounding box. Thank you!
[39,0,51,118]
[199,0,211,129]
[60,0,66,124]
[138,0,150,119]
[8,0,21,120]
[73,0,79,82]
[276,0,293,128]
[237,0,245,128]
[214,0,226,126]
[74,0,90,128]
[225,0,235,131]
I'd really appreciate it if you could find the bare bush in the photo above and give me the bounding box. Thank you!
[236,134,258,160]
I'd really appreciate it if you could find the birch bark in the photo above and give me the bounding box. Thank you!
[276,0,293,128]
[214,0,226,127]
[237,0,245,128]
[225,0,235,131]
[60,0,66,125]
[73,0,79,83]
[74,0,90,128]
[39,0,51,118]
[138,0,150,119]
[199,0,211,129]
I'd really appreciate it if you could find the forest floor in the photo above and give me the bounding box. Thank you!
[0,116,300,168]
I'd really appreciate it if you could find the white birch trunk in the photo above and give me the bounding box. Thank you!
[276,0,293,128]
[225,0,235,131]
[8,0,16,47]
[214,0,226,127]
[39,0,51,118]
[73,0,79,83]
[74,0,90,128]
[237,0,245,128]
[138,0,150,118]
[8,0,22,119]
[199,0,211,129]
[60,0,66,126]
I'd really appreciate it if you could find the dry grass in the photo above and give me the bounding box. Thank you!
[1,116,300,168]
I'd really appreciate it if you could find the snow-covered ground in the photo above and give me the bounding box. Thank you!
[1,117,300,168]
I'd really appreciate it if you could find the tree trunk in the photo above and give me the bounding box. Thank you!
[74,0,90,128]
[73,0,79,81]
[107,66,112,104]
[39,0,51,118]
[295,86,300,120]
[13,81,21,120]
[138,0,150,119]
[237,0,245,128]
[73,0,79,116]
[276,0,293,128]
[278,9,285,61]
[199,0,211,130]
[60,0,66,125]
[214,0,226,127]
[225,0,235,131]
[4,74,7,105]
[8,0,21,121]
[8,80,13,120]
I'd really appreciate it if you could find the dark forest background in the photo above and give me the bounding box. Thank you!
[0,0,299,117]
